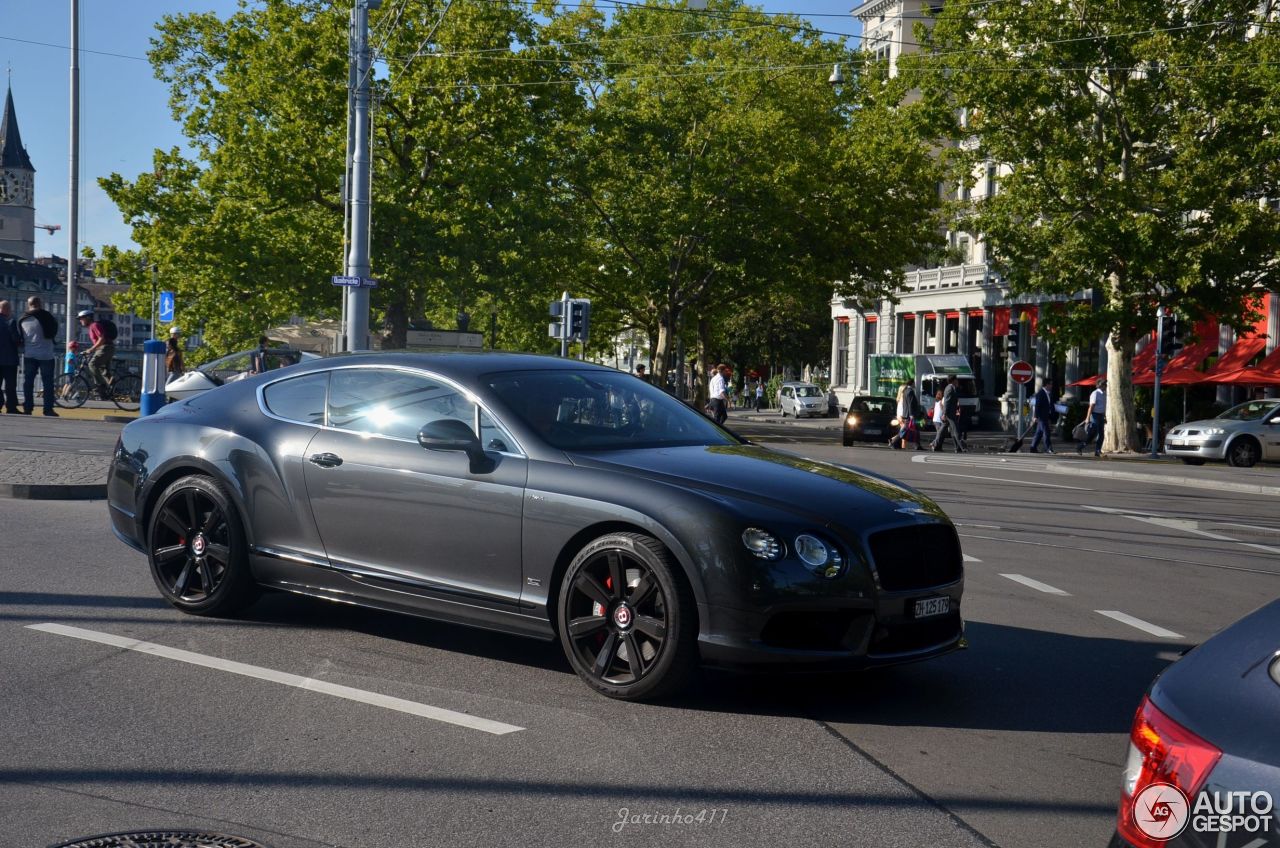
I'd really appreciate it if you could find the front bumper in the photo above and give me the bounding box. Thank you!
[1164,437,1227,459]
[695,583,964,671]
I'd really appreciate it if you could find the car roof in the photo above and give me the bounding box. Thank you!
[285,350,615,381]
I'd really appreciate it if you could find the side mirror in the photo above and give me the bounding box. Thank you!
[418,419,485,465]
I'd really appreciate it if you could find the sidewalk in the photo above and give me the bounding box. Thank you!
[0,449,111,500]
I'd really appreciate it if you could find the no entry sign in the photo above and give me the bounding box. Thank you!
[1009,360,1034,385]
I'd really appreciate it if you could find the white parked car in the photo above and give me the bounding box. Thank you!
[778,382,828,418]
[1165,399,1280,467]
[166,347,320,402]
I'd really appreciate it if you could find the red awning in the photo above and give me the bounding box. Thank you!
[1211,345,1280,386]
[865,315,878,323]
[1133,339,1218,387]
[993,307,1010,336]
[1130,342,1158,383]
[1202,337,1266,381]
[1068,374,1100,388]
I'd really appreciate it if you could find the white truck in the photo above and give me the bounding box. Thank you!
[867,353,980,427]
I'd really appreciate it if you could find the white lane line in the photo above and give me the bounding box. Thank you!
[955,522,1002,530]
[1094,611,1184,640]
[927,471,1091,491]
[26,623,524,736]
[1084,505,1280,556]
[963,554,982,563]
[999,573,1070,595]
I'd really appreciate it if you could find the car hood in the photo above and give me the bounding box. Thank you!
[1171,417,1252,432]
[567,444,948,527]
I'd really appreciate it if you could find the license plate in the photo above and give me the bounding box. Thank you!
[1167,440,1183,447]
[913,596,950,618]
[864,428,881,435]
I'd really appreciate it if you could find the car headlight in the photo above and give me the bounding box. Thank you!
[795,534,844,578]
[1203,427,1226,435]
[742,528,783,560]
[845,415,859,427]
[890,417,900,426]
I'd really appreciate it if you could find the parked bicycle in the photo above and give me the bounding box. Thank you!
[54,354,141,411]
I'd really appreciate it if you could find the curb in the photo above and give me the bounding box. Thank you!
[103,415,135,423]
[0,482,108,500]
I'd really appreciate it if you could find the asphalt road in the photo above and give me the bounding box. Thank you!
[1,412,1277,848]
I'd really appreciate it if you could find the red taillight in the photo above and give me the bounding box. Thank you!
[1117,695,1222,847]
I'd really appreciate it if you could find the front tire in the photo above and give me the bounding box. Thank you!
[558,532,697,701]
[55,375,89,408]
[147,474,258,616]
[1226,437,1261,468]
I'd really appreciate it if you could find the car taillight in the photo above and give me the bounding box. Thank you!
[1117,695,1222,847]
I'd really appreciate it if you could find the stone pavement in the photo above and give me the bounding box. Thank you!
[0,449,111,500]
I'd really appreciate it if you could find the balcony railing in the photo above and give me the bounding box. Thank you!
[902,263,996,294]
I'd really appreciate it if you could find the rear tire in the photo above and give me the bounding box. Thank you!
[112,374,142,411]
[54,375,89,408]
[557,532,697,701]
[147,474,258,616]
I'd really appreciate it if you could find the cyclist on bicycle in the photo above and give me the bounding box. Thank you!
[76,310,117,400]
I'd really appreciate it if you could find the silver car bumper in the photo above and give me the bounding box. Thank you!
[1164,436,1227,459]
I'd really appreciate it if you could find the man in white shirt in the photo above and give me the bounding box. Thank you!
[1077,378,1107,456]
[707,364,729,425]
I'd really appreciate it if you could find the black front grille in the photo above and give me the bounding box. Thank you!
[871,612,963,655]
[760,610,872,651]
[867,524,963,592]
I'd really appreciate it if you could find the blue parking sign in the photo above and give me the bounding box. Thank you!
[159,291,175,323]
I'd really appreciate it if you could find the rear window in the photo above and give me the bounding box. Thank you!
[262,373,327,425]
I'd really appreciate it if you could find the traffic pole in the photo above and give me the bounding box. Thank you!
[344,0,379,351]
[1152,309,1164,459]
[560,291,570,358]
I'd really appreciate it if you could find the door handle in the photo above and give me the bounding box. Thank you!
[308,452,343,468]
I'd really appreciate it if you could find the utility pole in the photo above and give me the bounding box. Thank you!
[344,0,380,351]
[66,0,80,339]
[1152,307,1165,459]
[339,5,357,354]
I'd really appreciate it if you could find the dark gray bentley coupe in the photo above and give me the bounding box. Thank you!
[108,352,964,699]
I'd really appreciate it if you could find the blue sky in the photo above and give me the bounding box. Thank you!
[3,1,859,259]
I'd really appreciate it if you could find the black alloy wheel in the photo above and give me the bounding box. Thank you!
[1227,437,1261,468]
[558,532,697,700]
[147,475,257,616]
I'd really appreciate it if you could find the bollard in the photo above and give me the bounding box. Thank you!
[140,339,167,416]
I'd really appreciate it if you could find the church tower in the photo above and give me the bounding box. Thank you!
[0,85,36,260]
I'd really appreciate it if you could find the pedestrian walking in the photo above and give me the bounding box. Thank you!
[1077,378,1106,457]
[894,383,922,450]
[166,336,185,383]
[77,309,117,400]
[754,381,764,411]
[707,364,729,425]
[1030,378,1057,454]
[0,300,21,413]
[18,296,58,416]
[930,376,965,452]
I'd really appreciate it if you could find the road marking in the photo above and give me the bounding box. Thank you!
[25,623,524,736]
[927,471,1091,491]
[1095,611,1183,640]
[956,531,1280,577]
[963,554,982,563]
[1083,505,1280,556]
[999,574,1070,595]
[955,522,1002,530]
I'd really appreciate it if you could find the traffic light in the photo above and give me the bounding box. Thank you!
[1161,314,1183,356]
[1006,318,1020,357]
[568,299,591,342]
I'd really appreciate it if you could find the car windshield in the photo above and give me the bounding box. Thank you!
[794,386,822,397]
[487,369,737,451]
[851,397,894,413]
[1216,400,1280,422]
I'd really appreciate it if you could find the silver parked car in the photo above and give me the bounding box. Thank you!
[778,381,827,418]
[1164,399,1280,467]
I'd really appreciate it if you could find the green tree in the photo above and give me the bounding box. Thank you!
[909,0,1280,450]
[550,0,944,394]
[98,0,583,356]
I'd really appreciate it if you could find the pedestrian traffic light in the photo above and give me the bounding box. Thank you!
[1160,314,1183,356]
[568,299,591,342]
[1006,319,1020,357]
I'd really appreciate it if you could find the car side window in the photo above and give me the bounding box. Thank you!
[328,368,473,441]
[262,372,328,425]
[479,409,519,454]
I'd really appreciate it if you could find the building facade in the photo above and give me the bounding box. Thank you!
[831,1,1280,422]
